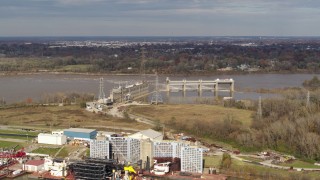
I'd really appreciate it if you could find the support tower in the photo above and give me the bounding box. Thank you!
[151,73,163,105]
[98,77,105,100]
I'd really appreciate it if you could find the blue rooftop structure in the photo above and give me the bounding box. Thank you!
[63,128,97,140]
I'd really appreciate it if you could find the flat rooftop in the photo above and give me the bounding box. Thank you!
[38,133,65,137]
[64,128,96,133]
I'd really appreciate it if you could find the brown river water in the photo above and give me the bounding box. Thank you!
[0,73,319,104]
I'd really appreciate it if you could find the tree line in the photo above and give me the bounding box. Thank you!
[1,41,320,74]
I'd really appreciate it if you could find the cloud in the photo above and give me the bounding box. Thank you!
[56,0,104,5]
[0,0,319,36]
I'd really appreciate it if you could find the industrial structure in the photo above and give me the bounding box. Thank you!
[37,133,67,145]
[140,139,153,167]
[70,158,122,180]
[0,145,26,164]
[63,128,97,140]
[44,157,67,177]
[90,140,110,159]
[88,129,204,174]
[151,73,163,104]
[110,81,149,103]
[166,77,234,96]
[96,77,113,105]
[98,77,106,100]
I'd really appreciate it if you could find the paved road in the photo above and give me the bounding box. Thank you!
[214,151,320,171]
[54,145,66,157]
[82,125,140,132]
[106,101,156,126]
[128,114,156,126]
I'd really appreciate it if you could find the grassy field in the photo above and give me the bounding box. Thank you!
[0,129,39,140]
[31,147,68,158]
[32,145,86,158]
[204,155,320,179]
[58,65,94,72]
[0,135,30,140]
[204,156,221,168]
[0,105,150,130]
[0,129,39,136]
[129,104,253,127]
[0,140,23,149]
[225,156,320,179]
[280,160,320,169]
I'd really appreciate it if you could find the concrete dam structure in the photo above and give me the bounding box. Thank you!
[165,77,234,97]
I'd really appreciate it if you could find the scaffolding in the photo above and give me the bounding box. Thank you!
[109,137,128,163]
[129,138,141,163]
[90,140,109,159]
[175,142,188,159]
[109,137,141,164]
[71,158,121,180]
[180,147,203,173]
[151,72,163,104]
[153,141,187,158]
[98,77,106,100]
[153,141,174,158]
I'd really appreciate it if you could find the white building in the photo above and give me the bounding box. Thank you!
[181,147,203,173]
[23,160,45,172]
[44,157,67,177]
[129,129,163,141]
[90,140,109,159]
[38,133,67,145]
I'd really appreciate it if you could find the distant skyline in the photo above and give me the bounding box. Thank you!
[1,0,320,36]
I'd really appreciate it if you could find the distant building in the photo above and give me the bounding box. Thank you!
[63,128,97,140]
[90,140,109,159]
[38,133,67,145]
[23,160,45,172]
[217,67,233,71]
[129,129,163,141]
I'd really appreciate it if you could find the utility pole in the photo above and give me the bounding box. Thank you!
[140,47,146,81]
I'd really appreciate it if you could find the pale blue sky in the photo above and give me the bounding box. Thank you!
[0,0,319,36]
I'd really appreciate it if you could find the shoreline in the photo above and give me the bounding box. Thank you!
[0,70,319,77]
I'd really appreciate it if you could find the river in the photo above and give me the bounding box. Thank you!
[0,73,319,104]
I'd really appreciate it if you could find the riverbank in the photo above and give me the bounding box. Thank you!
[0,69,319,77]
